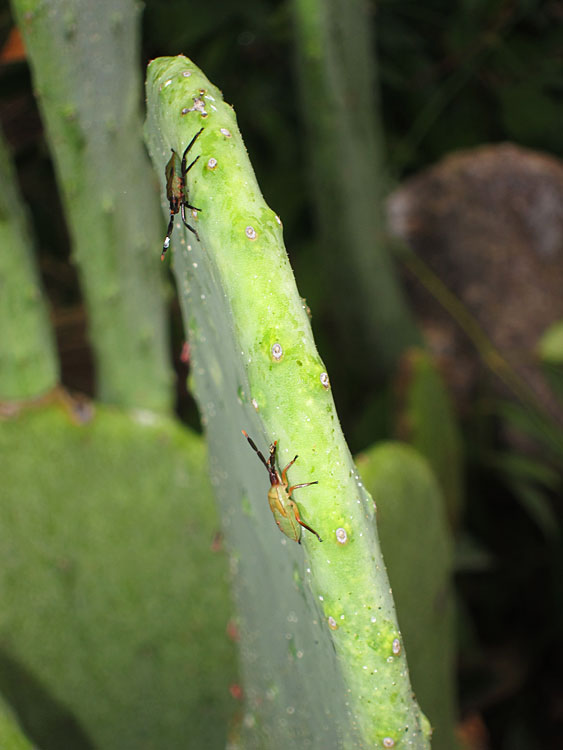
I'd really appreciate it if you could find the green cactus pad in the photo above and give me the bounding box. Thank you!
[145,56,430,749]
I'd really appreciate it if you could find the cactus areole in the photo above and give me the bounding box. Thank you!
[242,430,323,543]
[161,127,204,260]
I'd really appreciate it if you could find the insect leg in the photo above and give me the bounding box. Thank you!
[287,481,318,495]
[184,154,201,176]
[180,128,204,175]
[179,203,200,241]
[281,455,298,484]
[291,501,323,542]
[182,200,201,212]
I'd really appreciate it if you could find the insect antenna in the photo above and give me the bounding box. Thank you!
[242,430,278,484]
[161,214,175,260]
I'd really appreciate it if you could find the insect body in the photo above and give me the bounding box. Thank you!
[161,127,204,260]
[242,430,323,543]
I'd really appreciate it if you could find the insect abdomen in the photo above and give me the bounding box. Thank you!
[268,486,301,542]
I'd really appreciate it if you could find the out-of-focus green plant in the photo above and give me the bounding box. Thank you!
[10,0,170,412]
[2,2,237,748]
[292,0,420,386]
[395,349,464,527]
[358,443,458,750]
[0,696,36,750]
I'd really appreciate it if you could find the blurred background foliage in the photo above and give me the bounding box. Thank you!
[1,0,562,748]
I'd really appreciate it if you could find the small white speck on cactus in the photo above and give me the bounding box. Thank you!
[271,343,283,361]
[335,527,348,544]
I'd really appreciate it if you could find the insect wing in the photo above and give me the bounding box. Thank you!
[165,151,178,201]
[268,486,301,542]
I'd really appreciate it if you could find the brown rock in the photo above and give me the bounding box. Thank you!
[388,143,563,424]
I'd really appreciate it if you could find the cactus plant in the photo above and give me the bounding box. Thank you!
[396,349,464,526]
[292,0,421,379]
[0,127,57,401]
[358,442,458,750]
[2,3,237,748]
[10,0,171,412]
[0,404,237,750]
[145,55,431,749]
[0,696,36,750]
